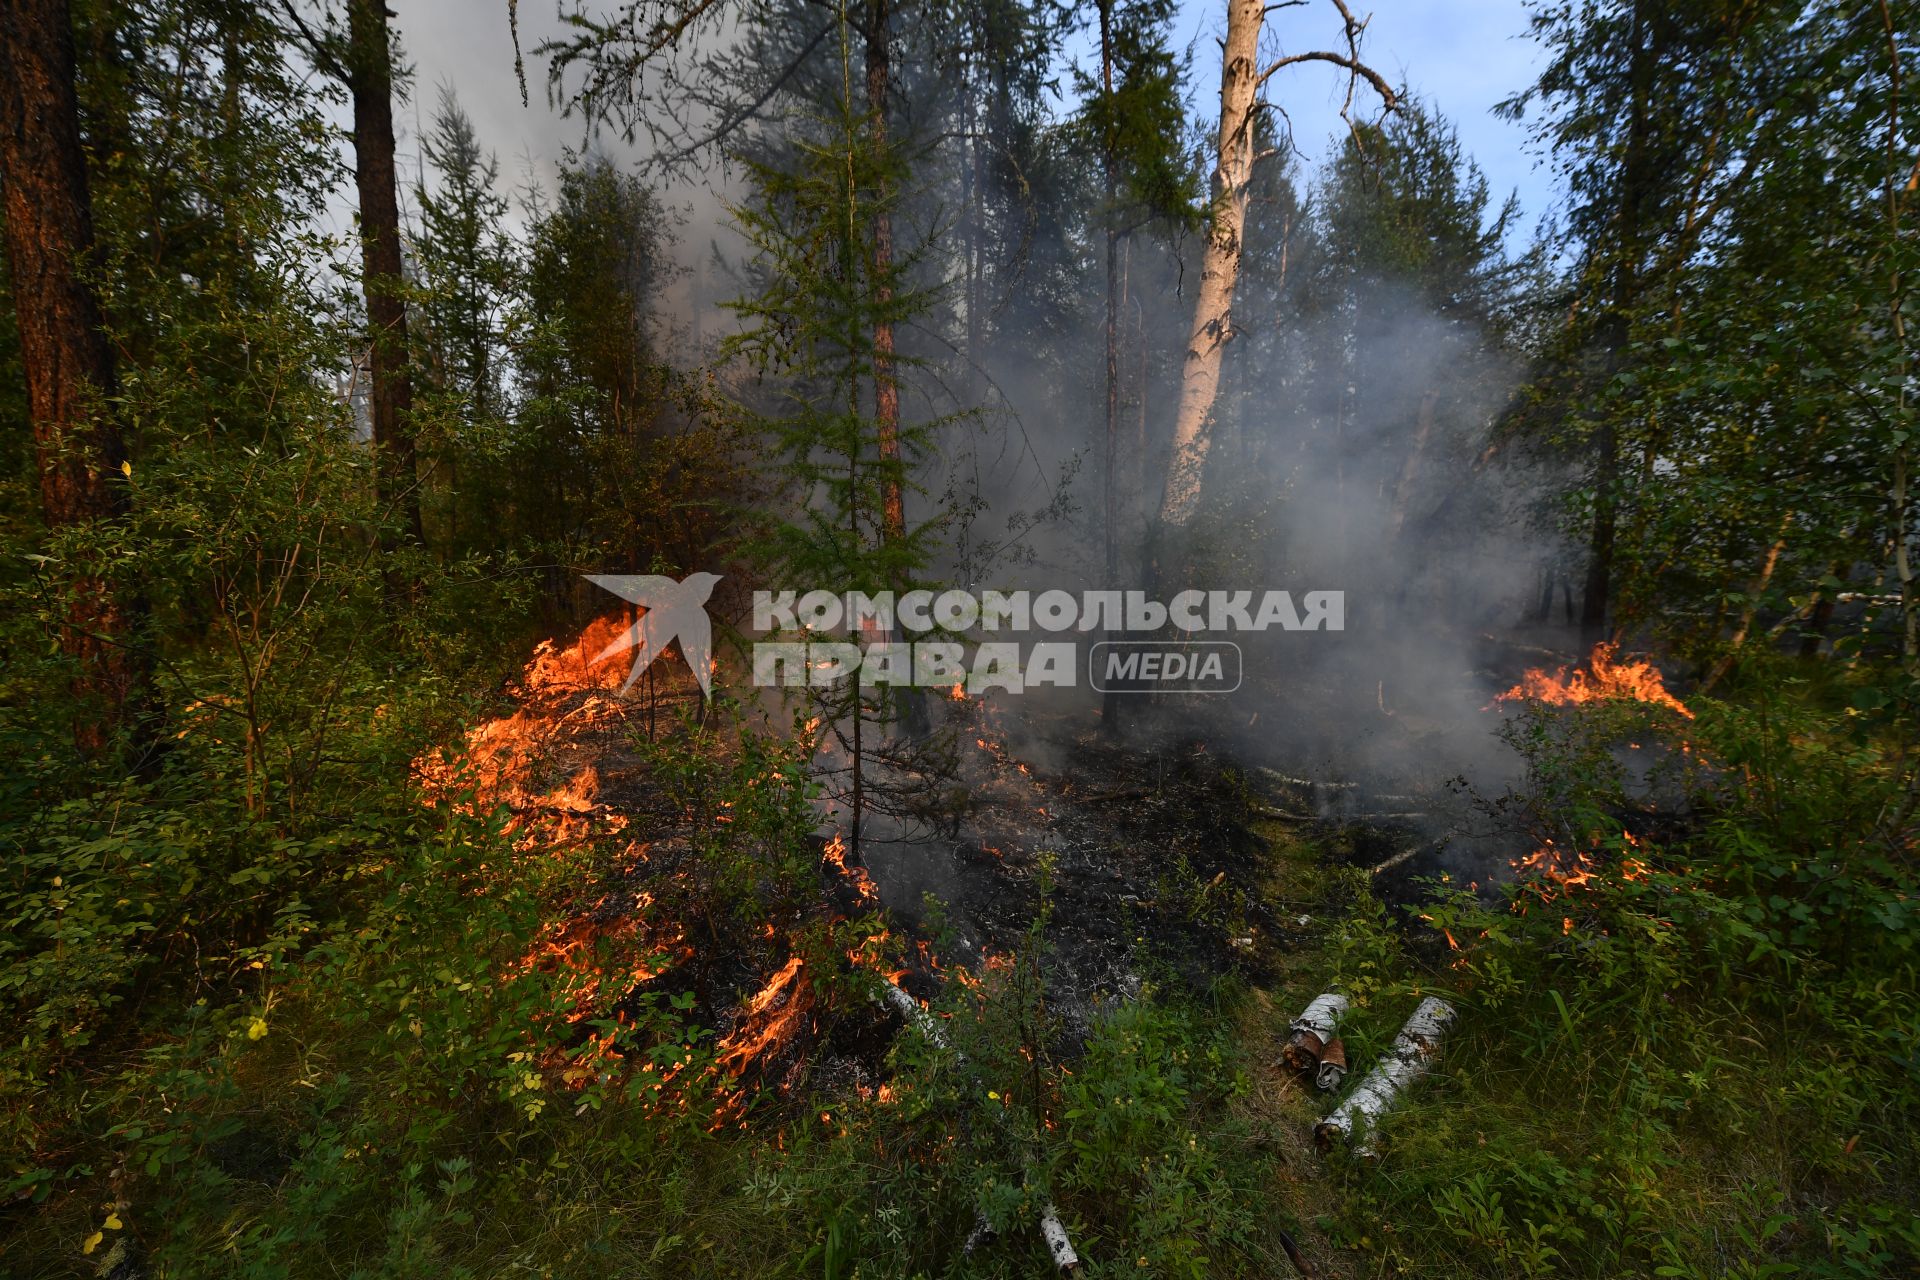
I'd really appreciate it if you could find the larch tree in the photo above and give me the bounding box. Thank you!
[543,0,916,585]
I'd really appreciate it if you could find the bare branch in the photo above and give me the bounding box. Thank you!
[660,23,833,166]
[1254,49,1397,111]
[276,0,348,83]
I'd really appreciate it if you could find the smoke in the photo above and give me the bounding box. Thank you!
[385,1,1576,879]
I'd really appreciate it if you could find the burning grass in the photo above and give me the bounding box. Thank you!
[1492,641,1693,719]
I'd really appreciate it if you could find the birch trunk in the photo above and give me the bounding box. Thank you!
[1158,0,1262,526]
[1700,512,1791,692]
[1316,996,1454,1153]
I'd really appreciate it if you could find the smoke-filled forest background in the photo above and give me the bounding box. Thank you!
[0,0,1915,1275]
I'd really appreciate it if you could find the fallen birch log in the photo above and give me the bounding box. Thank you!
[1314,1038,1347,1093]
[1366,837,1447,879]
[878,979,1081,1273]
[1256,768,1357,791]
[1316,997,1455,1154]
[1281,992,1348,1071]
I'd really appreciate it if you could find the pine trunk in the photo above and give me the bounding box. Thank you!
[0,0,151,755]
[348,0,424,554]
[865,0,904,545]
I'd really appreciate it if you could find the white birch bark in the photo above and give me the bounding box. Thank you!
[1316,996,1454,1153]
[1159,0,1262,526]
[879,979,1080,1272]
[1282,991,1349,1069]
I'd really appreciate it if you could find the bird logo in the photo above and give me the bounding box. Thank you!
[584,571,723,698]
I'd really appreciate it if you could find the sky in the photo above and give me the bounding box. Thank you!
[375,0,1560,246]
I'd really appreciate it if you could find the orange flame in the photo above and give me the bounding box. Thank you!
[822,832,879,903]
[1493,642,1692,719]
[714,956,812,1078]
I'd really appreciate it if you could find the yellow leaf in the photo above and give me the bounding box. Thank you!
[104,1214,122,1230]
[247,1017,268,1041]
[120,460,132,477]
[83,1231,103,1255]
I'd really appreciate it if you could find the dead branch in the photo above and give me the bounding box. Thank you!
[1366,839,1443,878]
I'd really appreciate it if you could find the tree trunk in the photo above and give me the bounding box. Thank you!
[1700,512,1791,692]
[0,0,151,756]
[1581,0,1660,648]
[1878,1,1914,665]
[1099,0,1126,735]
[1388,388,1438,540]
[1158,0,1262,527]
[864,0,927,738]
[865,0,904,545]
[1799,577,1840,658]
[962,64,983,407]
[1580,418,1618,646]
[347,0,423,555]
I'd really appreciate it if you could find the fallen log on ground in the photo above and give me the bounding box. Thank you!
[1314,1038,1347,1092]
[1315,996,1455,1154]
[1256,768,1356,791]
[1367,837,1448,878]
[878,979,1081,1273]
[1281,992,1348,1071]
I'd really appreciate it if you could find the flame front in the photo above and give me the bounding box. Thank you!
[1493,642,1693,719]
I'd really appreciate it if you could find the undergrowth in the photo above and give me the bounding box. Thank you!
[1317,679,1919,1278]
[4,654,1914,1277]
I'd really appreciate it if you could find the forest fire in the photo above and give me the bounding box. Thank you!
[713,956,814,1083]
[407,611,954,1128]
[412,611,640,830]
[1510,834,1656,920]
[1493,642,1693,719]
[1512,840,1598,895]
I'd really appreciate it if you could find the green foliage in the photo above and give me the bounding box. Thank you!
[1344,692,1919,1279]
[722,54,943,600]
[1068,0,1200,232]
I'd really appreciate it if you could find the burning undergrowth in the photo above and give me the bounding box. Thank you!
[1222,636,1706,921]
[409,602,1709,1144]
[411,615,1290,1129]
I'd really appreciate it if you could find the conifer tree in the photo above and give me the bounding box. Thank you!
[723,10,947,856]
